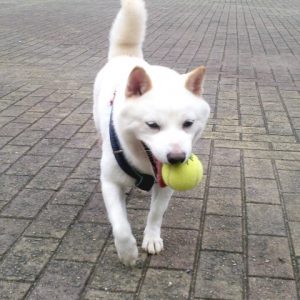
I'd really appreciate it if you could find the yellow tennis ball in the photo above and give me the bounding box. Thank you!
[162,153,203,191]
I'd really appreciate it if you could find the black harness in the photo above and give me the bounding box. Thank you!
[109,109,157,191]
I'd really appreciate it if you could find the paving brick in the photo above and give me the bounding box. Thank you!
[24,205,81,238]
[195,251,243,299]
[207,187,242,216]
[48,147,87,167]
[55,223,109,262]
[139,269,191,300]
[46,124,79,139]
[278,170,300,193]
[163,198,202,230]
[71,158,100,180]
[289,222,300,256]
[247,204,286,236]
[28,138,65,156]
[212,147,240,166]
[248,235,294,278]
[65,132,98,149]
[79,193,109,224]
[249,278,297,300]
[1,189,53,218]
[202,215,242,252]
[83,289,134,300]
[27,166,72,190]
[6,155,50,176]
[0,281,31,300]
[150,228,198,270]
[0,144,30,164]
[0,174,30,201]
[9,130,46,146]
[28,260,92,299]
[0,237,59,281]
[246,178,280,204]
[29,117,61,131]
[0,122,29,136]
[89,244,145,292]
[210,165,241,188]
[0,218,30,255]
[244,157,275,179]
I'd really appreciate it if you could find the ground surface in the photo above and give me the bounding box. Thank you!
[0,0,300,299]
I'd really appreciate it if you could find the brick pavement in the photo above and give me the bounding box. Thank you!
[0,0,300,299]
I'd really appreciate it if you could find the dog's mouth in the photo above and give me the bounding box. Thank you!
[155,159,166,188]
[142,142,166,188]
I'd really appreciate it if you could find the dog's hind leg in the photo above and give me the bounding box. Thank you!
[101,180,138,266]
[142,185,173,254]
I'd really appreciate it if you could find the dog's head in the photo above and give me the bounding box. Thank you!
[117,65,210,164]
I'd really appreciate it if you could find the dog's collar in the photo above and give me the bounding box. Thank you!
[109,94,156,191]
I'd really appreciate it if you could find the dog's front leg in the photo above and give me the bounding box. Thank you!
[101,180,138,266]
[142,185,173,254]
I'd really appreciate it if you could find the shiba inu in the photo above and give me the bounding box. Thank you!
[93,0,210,266]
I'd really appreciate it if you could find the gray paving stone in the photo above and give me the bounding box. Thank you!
[28,260,92,299]
[139,269,191,300]
[248,235,294,278]
[0,237,59,281]
[0,174,30,201]
[0,218,30,255]
[6,155,50,176]
[0,145,30,165]
[70,158,100,180]
[247,203,286,236]
[0,280,31,300]
[4,189,52,217]
[278,170,300,193]
[89,244,145,292]
[246,178,280,204]
[48,147,87,167]
[163,198,202,230]
[9,129,46,146]
[27,166,72,190]
[79,193,109,224]
[46,124,79,139]
[212,147,240,166]
[202,215,242,252]
[150,228,198,270]
[249,277,297,300]
[210,165,241,188]
[289,222,300,256]
[24,205,81,238]
[207,187,242,216]
[195,251,243,299]
[244,158,275,179]
[83,289,134,300]
[55,223,109,262]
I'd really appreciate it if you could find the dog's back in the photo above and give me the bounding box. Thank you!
[109,0,147,59]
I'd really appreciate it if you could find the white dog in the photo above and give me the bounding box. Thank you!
[93,0,210,266]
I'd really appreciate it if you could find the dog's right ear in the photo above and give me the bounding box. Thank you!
[125,67,152,98]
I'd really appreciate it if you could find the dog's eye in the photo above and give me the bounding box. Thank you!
[183,120,194,129]
[146,121,160,130]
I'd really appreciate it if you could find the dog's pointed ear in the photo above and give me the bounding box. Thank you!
[125,66,152,98]
[185,66,206,96]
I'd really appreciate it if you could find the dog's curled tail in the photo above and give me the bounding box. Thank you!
[108,0,147,59]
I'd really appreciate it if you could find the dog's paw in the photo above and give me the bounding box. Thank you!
[142,235,164,254]
[115,236,138,267]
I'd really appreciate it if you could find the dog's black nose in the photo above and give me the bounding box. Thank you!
[167,152,186,164]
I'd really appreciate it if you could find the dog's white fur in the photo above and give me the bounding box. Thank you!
[93,0,210,266]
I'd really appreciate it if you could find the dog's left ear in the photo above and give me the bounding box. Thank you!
[185,66,206,96]
[126,66,152,98]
